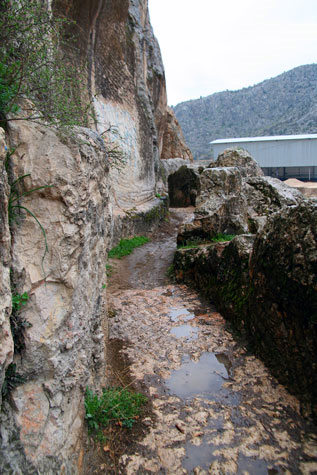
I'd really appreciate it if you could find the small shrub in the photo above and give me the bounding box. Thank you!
[12,292,29,313]
[210,233,235,243]
[0,0,88,128]
[85,387,147,438]
[106,264,113,277]
[10,292,31,353]
[108,236,149,259]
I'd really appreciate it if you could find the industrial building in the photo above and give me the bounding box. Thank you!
[210,134,317,181]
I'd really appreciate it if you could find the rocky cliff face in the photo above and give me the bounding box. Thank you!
[0,130,13,409]
[53,0,190,208]
[0,1,190,472]
[1,121,111,473]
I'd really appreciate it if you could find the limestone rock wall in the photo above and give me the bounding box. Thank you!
[0,130,14,409]
[160,107,193,161]
[0,121,110,473]
[53,0,190,210]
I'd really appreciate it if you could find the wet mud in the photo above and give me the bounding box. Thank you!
[107,209,317,474]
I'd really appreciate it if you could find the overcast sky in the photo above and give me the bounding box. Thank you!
[148,0,317,106]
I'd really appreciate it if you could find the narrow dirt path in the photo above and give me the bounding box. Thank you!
[107,209,317,474]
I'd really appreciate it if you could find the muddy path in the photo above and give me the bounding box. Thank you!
[106,209,317,474]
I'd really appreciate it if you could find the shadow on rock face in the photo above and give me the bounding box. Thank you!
[168,166,201,207]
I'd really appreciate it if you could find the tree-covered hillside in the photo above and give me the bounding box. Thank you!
[173,64,317,160]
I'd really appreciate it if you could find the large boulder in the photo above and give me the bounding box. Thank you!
[160,107,193,161]
[210,148,264,177]
[177,150,303,244]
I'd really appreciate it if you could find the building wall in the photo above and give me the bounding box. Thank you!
[262,166,317,181]
[212,138,317,168]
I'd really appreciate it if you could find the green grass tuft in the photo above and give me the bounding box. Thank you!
[210,233,236,243]
[108,236,149,259]
[177,241,200,249]
[85,387,147,438]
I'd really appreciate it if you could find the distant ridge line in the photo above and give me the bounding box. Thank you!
[173,64,317,160]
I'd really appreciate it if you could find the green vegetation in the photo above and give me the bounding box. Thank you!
[177,241,200,249]
[177,234,235,250]
[166,264,175,279]
[210,233,235,243]
[108,236,149,259]
[0,0,88,128]
[12,292,29,313]
[106,264,113,277]
[10,291,31,354]
[85,387,147,438]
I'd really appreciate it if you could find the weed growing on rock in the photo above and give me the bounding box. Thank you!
[10,291,32,354]
[12,292,29,313]
[211,233,235,243]
[106,264,113,277]
[177,241,201,249]
[85,387,147,439]
[108,236,149,259]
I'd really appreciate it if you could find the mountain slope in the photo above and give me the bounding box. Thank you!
[173,64,317,160]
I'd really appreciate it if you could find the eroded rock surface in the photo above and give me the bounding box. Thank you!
[209,148,264,177]
[0,129,13,408]
[160,107,193,161]
[0,1,192,471]
[178,149,303,243]
[53,0,191,210]
[0,121,110,473]
[174,201,317,419]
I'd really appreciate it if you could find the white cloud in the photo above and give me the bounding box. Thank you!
[148,0,317,105]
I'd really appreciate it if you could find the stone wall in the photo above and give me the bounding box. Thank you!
[173,152,317,419]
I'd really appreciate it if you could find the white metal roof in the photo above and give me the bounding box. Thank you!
[210,134,317,144]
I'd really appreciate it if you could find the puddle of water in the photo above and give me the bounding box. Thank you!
[215,352,232,374]
[237,454,280,474]
[170,325,198,340]
[183,439,216,472]
[165,352,228,400]
[183,439,280,473]
[169,307,194,322]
